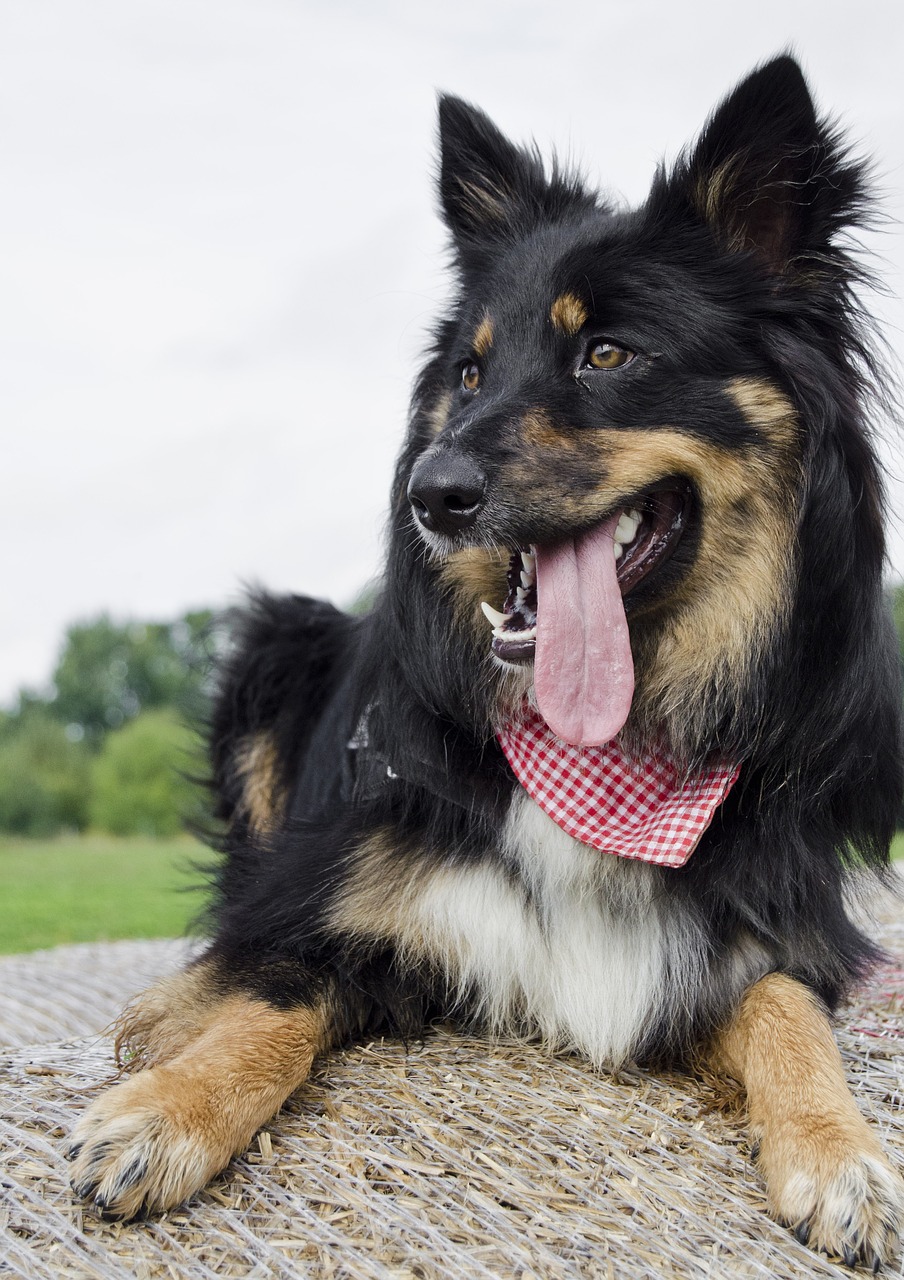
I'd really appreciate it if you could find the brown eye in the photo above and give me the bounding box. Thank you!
[461,362,480,391]
[587,342,634,370]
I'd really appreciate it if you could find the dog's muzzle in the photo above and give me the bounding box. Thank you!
[407,451,487,536]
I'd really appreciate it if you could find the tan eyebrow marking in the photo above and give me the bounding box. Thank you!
[549,292,589,335]
[473,313,494,357]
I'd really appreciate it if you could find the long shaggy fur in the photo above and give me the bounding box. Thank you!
[69,56,904,1264]
[205,57,902,1038]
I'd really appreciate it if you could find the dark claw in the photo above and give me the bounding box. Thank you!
[749,1140,760,1162]
[112,1155,148,1195]
[94,1193,126,1222]
[64,1141,83,1160]
[842,1247,858,1269]
[80,1140,112,1166]
[94,1194,146,1223]
[71,1176,99,1200]
[793,1221,810,1246]
[871,1254,882,1275]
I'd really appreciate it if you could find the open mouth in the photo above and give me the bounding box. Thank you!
[481,486,691,664]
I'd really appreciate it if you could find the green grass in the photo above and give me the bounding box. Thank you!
[0,835,214,954]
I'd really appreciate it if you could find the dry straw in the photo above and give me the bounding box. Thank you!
[1,884,901,1280]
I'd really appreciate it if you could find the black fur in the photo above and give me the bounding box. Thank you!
[204,55,902,1064]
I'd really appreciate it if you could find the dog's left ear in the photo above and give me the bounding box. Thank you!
[659,55,866,276]
[437,94,593,270]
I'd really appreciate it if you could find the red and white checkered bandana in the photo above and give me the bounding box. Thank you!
[497,706,740,868]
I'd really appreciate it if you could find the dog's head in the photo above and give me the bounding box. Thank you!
[390,56,887,766]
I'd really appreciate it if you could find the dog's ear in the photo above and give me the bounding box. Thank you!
[660,55,866,275]
[437,95,593,268]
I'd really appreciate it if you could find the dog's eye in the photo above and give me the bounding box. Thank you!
[461,362,480,392]
[586,342,634,370]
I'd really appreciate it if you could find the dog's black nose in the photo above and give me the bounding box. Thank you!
[408,453,487,535]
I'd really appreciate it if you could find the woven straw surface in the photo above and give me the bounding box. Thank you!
[0,939,199,1049]
[1,887,901,1280]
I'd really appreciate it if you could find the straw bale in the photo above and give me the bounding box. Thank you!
[0,940,199,1049]
[0,878,901,1279]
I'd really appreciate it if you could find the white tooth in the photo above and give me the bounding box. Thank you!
[515,586,528,608]
[481,601,511,629]
[613,542,623,560]
[520,551,536,579]
[520,571,532,589]
[614,511,641,545]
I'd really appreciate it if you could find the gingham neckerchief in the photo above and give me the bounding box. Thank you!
[497,705,740,868]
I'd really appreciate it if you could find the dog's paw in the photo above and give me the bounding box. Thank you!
[65,1066,235,1219]
[762,1124,904,1271]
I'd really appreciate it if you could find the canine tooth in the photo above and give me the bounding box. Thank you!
[481,601,511,629]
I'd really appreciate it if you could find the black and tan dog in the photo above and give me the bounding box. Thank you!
[69,56,904,1268]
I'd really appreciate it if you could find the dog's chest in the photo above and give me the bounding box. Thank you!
[409,792,675,1066]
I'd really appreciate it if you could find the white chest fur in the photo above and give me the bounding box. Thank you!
[404,791,683,1067]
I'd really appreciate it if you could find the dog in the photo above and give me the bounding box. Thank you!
[68,55,904,1268]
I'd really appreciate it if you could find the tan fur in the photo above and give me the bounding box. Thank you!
[234,731,286,835]
[583,399,800,756]
[69,996,327,1218]
[708,974,904,1261]
[114,959,222,1071]
[327,829,423,941]
[549,292,588,335]
[520,408,581,452]
[427,389,452,438]
[439,546,509,624]
[729,377,800,450]
[473,313,494,358]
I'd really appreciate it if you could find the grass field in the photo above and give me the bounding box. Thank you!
[1,833,901,956]
[0,835,214,954]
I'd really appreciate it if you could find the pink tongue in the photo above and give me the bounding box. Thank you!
[534,513,635,747]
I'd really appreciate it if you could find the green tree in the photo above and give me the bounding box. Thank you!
[88,709,203,838]
[0,713,90,836]
[51,611,214,741]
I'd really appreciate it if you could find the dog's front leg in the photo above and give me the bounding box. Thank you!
[708,972,903,1269]
[67,967,329,1220]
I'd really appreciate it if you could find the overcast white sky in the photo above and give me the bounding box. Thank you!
[2,0,904,704]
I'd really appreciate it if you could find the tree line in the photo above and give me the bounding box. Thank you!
[0,612,217,837]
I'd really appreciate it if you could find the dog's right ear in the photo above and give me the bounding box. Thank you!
[437,95,591,270]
